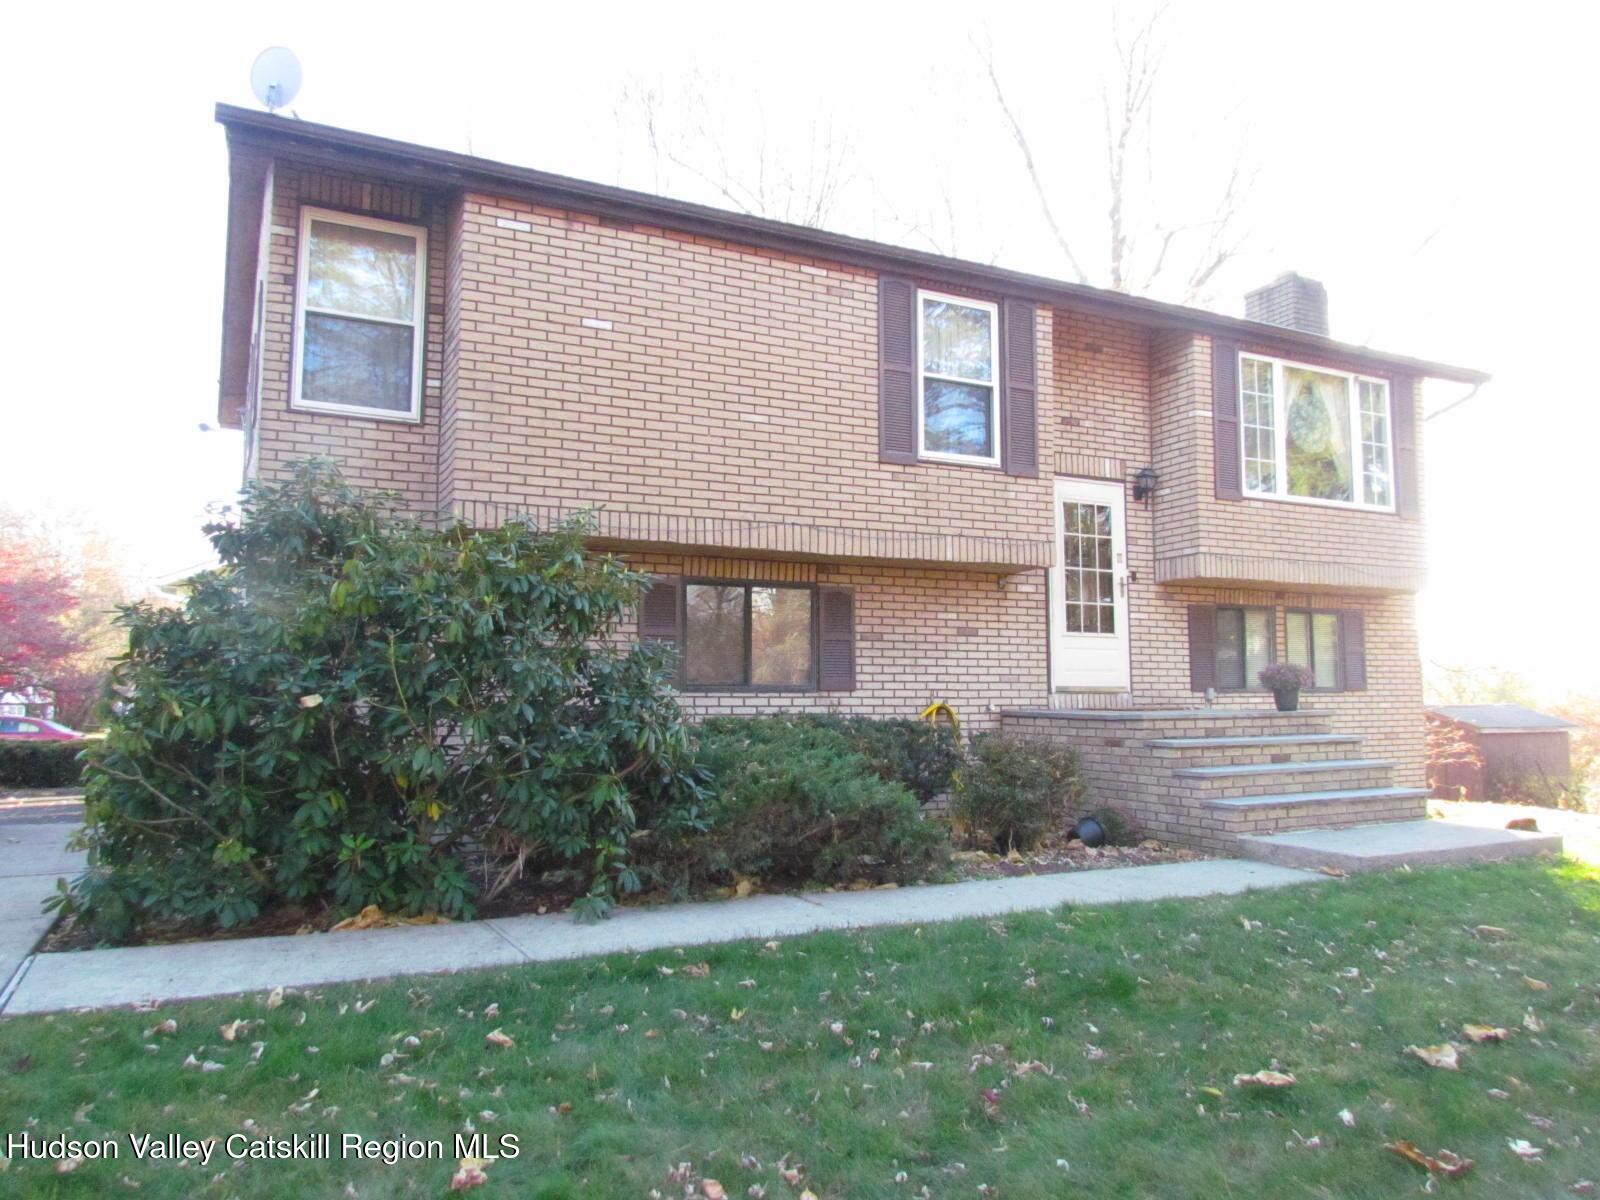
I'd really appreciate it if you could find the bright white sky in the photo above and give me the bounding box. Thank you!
[4,1,1595,698]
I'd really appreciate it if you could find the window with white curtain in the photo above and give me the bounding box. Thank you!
[1238,353,1394,510]
[917,290,999,465]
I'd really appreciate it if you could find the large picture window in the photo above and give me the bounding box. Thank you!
[293,208,426,420]
[1238,353,1394,510]
[684,582,816,689]
[917,290,999,465]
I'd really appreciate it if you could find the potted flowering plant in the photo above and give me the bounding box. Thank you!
[1258,663,1316,712]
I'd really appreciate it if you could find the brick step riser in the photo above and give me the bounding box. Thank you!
[1215,796,1429,837]
[1171,768,1396,798]
[1148,744,1367,768]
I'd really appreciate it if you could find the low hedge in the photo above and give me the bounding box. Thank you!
[0,740,85,788]
[787,714,961,803]
[953,731,1083,852]
[635,716,950,894]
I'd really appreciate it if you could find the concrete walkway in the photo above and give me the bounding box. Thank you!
[0,822,85,1005]
[1,857,1318,1016]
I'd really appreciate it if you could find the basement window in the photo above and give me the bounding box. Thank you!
[292,208,426,421]
[1286,609,1341,690]
[683,582,816,689]
[1214,606,1274,690]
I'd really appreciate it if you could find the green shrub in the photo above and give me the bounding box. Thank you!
[64,461,704,939]
[953,732,1083,852]
[635,716,949,894]
[790,714,961,803]
[0,741,85,788]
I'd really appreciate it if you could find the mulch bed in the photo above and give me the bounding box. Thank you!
[949,836,1208,879]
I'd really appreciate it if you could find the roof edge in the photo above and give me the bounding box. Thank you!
[214,103,1489,386]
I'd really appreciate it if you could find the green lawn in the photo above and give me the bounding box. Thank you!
[3,859,1597,1198]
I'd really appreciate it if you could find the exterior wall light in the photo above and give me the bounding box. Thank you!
[1132,466,1159,503]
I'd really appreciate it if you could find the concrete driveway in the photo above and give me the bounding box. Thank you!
[1432,799,1600,866]
[0,820,85,1002]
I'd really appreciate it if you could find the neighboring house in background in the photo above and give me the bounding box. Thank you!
[211,105,1489,854]
[0,688,55,720]
[1428,705,1579,802]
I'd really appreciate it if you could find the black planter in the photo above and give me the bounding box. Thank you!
[1272,687,1300,712]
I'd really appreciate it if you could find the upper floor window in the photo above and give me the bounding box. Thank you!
[1238,353,1394,510]
[292,208,426,421]
[917,291,999,466]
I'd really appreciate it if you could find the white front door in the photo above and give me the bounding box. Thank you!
[1048,478,1131,691]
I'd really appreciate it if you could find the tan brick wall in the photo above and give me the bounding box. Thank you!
[443,194,1055,543]
[242,160,1429,796]
[248,160,448,514]
[623,553,1050,733]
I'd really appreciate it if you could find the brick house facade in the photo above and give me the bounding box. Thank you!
[214,105,1486,851]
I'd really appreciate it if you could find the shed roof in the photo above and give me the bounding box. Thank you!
[1428,705,1579,732]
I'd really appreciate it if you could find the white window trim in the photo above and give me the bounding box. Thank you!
[915,289,1001,467]
[1238,351,1396,513]
[291,206,427,423]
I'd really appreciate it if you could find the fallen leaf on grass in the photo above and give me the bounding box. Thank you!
[1233,1069,1296,1088]
[1462,1024,1511,1043]
[56,1156,83,1174]
[1317,866,1349,878]
[1524,976,1550,991]
[702,1181,728,1200]
[143,1019,177,1038]
[680,962,711,978]
[266,987,285,1010]
[1406,1043,1461,1070]
[1338,1108,1356,1127]
[449,1163,489,1191]
[1386,1141,1475,1178]
[1523,1011,1545,1033]
[1507,1138,1544,1161]
[484,1029,515,1049]
[1473,924,1510,940]
[220,1020,251,1042]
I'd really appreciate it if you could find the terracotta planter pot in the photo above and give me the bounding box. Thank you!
[1272,687,1300,712]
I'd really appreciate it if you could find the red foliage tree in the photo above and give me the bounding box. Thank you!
[0,535,85,693]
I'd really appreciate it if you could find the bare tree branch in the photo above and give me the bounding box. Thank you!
[981,45,1092,285]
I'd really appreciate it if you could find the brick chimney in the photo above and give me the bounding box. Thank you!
[1244,272,1329,337]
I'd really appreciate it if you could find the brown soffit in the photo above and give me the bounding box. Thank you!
[213,102,1489,414]
[217,147,273,428]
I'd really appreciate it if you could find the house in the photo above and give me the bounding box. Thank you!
[1427,705,1579,802]
[211,104,1491,856]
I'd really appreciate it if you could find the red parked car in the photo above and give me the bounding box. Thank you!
[0,716,85,741]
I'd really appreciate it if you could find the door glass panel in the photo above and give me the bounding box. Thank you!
[1062,502,1115,636]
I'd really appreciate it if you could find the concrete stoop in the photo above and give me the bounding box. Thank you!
[1236,819,1563,872]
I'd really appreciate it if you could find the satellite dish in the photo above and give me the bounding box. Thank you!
[250,47,302,112]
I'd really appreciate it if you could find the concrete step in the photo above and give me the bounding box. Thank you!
[1236,819,1564,872]
[1174,757,1395,779]
[1203,785,1431,812]
[1147,734,1362,749]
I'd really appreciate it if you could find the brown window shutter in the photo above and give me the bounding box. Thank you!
[1212,338,1242,500]
[639,577,681,643]
[1187,604,1217,691]
[818,587,857,691]
[878,276,917,464]
[1391,375,1419,518]
[1339,609,1367,691]
[1001,299,1038,477]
